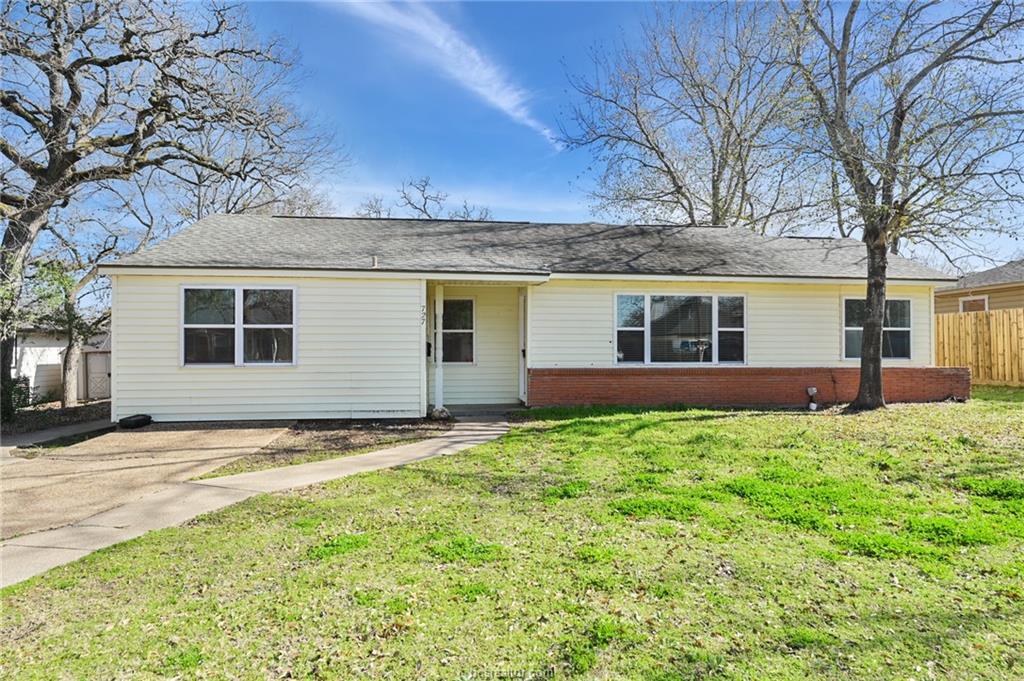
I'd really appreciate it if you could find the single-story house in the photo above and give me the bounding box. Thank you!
[98,215,969,421]
[10,328,111,403]
[934,258,1024,313]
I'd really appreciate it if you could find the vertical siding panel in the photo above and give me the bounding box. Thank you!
[111,275,425,421]
[935,285,1024,313]
[529,280,934,369]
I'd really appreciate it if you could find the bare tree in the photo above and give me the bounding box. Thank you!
[784,0,1024,409]
[564,3,828,233]
[0,0,337,417]
[261,185,337,218]
[154,120,340,223]
[397,177,449,219]
[447,200,492,222]
[29,261,109,408]
[37,141,337,408]
[355,195,391,219]
[368,176,492,220]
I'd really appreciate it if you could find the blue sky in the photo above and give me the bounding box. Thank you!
[244,1,1021,267]
[248,1,649,222]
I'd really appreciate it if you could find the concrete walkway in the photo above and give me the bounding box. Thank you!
[2,422,291,539]
[0,418,507,588]
[0,419,114,457]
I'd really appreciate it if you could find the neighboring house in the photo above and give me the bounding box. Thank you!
[98,215,968,421]
[11,328,111,402]
[934,259,1024,313]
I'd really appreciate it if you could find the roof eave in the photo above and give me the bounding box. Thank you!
[99,264,552,282]
[549,271,954,285]
[935,279,1024,294]
[99,263,954,286]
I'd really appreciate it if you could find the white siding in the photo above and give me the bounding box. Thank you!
[12,332,64,400]
[528,280,935,368]
[110,275,426,421]
[427,285,520,405]
[935,285,1024,314]
[11,332,106,402]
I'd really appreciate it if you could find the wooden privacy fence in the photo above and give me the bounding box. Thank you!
[936,308,1024,386]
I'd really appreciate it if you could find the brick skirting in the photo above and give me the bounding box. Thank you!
[527,367,971,408]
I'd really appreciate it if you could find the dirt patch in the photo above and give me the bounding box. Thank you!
[2,400,111,436]
[199,419,453,478]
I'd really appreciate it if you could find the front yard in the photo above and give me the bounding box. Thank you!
[2,389,1023,679]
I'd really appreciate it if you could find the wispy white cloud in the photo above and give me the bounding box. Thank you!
[333,1,560,148]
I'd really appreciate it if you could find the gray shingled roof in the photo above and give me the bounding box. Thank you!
[951,258,1024,289]
[108,214,954,281]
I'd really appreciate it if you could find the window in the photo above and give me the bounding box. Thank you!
[183,288,235,364]
[651,295,713,362]
[442,299,474,363]
[717,296,746,362]
[243,289,294,363]
[615,294,645,362]
[614,294,746,364]
[843,298,911,360]
[182,287,295,366]
[959,296,988,312]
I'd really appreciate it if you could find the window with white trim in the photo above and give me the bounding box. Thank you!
[243,289,294,363]
[442,299,474,363]
[614,294,746,364]
[615,294,645,362]
[843,298,910,360]
[717,296,746,362]
[183,287,295,365]
[959,296,988,312]
[183,288,235,364]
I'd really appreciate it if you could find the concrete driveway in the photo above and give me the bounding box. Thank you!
[1,422,290,540]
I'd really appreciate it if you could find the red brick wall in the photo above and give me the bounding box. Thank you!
[527,367,971,408]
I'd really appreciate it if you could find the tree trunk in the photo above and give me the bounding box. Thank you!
[851,238,888,410]
[1,205,51,323]
[1,335,15,421]
[61,336,82,408]
[1,206,52,419]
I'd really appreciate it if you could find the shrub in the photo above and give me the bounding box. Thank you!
[1,376,32,421]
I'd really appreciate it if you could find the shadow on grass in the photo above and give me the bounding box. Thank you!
[971,385,1024,403]
[401,465,560,499]
[522,405,779,424]
[825,601,1022,671]
[653,598,1024,678]
[949,460,1024,481]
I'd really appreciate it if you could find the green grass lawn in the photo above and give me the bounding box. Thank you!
[3,388,1023,679]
